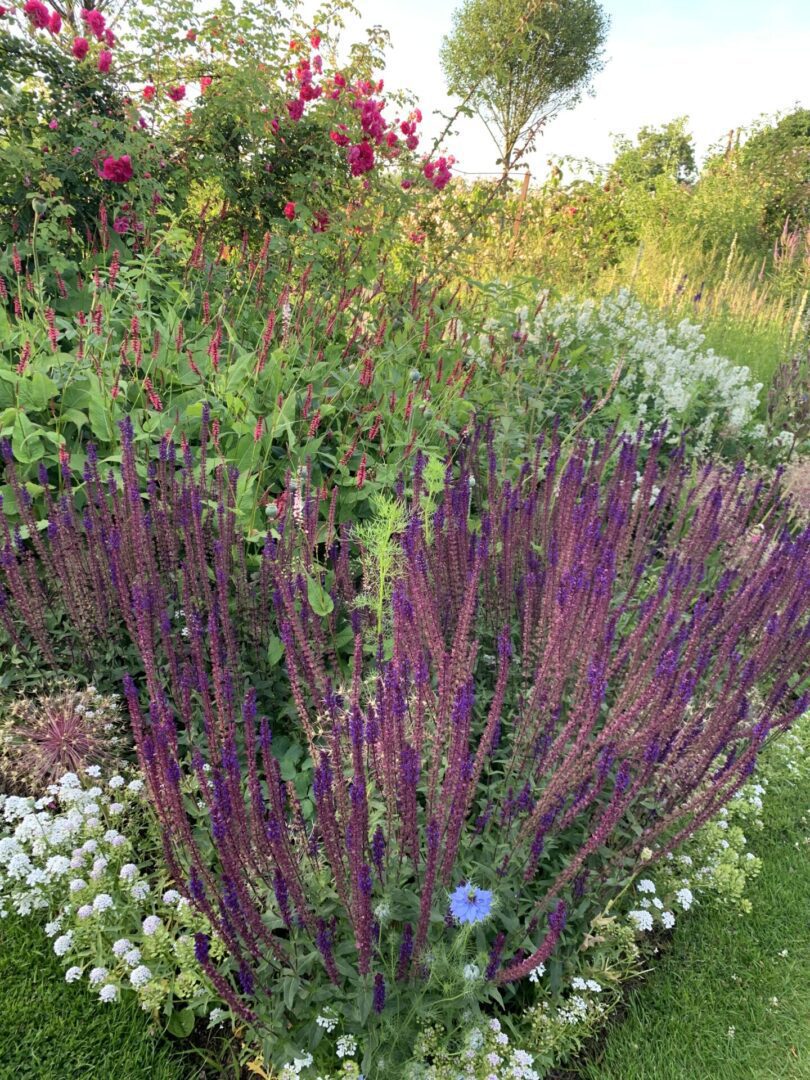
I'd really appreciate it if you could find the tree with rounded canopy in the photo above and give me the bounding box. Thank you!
[440,0,608,175]
[611,117,697,188]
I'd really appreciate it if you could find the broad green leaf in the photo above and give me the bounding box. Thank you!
[306,574,334,616]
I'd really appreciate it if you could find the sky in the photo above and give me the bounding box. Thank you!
[333,0,810,180]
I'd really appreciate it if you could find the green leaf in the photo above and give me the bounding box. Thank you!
[306,574,334,616]
[266,635,285,667]
[87,378,114,442]
[167,1006,195,1038]
[11,411,44,464]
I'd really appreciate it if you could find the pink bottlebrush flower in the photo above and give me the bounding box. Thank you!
[347,141,375,177]
[283,201,296,221]
[97,49,112,73]
[81,7,105,38]
[286,98,304,121]
[98,154,133,183]
[48,10,61,33]
[16,341,32,375]
[167,84,186,102]
[72,37,89,60]
[253,417,264,442]
[142,376,163,412]
[24,0,50,29]
[356,453,367,489]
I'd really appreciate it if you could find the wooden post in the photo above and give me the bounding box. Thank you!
[508,170,531,261]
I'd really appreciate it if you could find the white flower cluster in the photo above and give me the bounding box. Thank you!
[525,289,767,455]
[0,772,137,918]
[0,768,212,1015]
[455,1018,540,1079]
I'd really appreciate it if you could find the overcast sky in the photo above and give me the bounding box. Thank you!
[335,0,810,180]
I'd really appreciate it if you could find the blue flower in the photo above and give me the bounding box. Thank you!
[449,882,493,924]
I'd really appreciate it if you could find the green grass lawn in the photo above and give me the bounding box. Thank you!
[576,782,810,1080]
[0,913,204,1080]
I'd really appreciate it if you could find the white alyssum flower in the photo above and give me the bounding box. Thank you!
[108,775,125,789]
[99,984,118,1003]
[463,963,481,982]
[89,967,109,986]
[131,881,150,901]
[676,887,694,910]
[629,909,654,932]
[315,1012,338,1032]
[112,938,133,957]
[661,911,676,929]
[123,948,142,968]
[336,1035,357,1058]
[637,879,656,894]
[142,915,162,935]
[129,965,152,988]
[53,933,73,956]
[45,855,71,878]
[528,962,546,983]
[208,1008,228,1027]
[92,892,114,914]
[90,856,108,879]
[65,966,83,983]
[44,919,62,937]
[162,889,182,906]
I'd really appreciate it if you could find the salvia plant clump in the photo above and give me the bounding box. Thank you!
[2,419,810,1071]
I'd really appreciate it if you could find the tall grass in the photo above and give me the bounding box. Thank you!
[597,237,810,389]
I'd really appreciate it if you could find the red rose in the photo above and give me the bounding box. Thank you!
[98,154,133,183]
[23,0,50,30]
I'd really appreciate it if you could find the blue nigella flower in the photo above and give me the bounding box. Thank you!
[449,882,493,924]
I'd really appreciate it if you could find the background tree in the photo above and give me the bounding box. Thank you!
[440,0,608,175]
[611,117,697,188]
